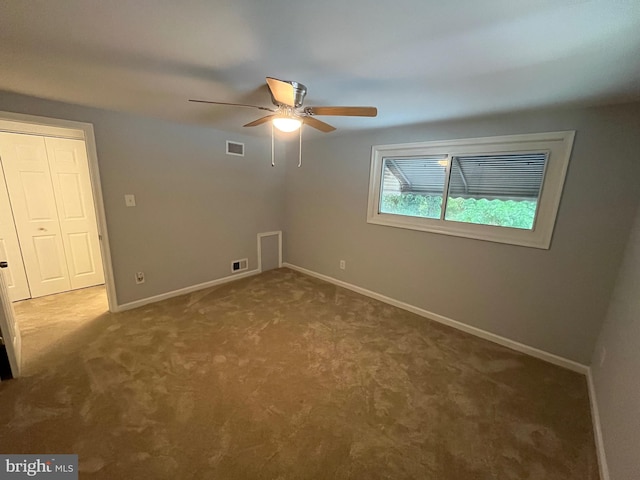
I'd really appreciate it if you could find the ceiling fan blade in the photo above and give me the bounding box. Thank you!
[243,115,276,127]
[305,106,377,117]
[189,99,274,112]
[266,77,296,107]
[303,116,336,133]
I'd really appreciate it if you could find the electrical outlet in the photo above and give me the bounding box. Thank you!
[339,260,346,270]
[231,258,248,273]
[135,271,145,284]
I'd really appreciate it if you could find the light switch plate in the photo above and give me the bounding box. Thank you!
[125,194,136,207]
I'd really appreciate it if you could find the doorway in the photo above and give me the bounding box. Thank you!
[0,111,117,377]
[0,132,105,300]
[0,111,116,309]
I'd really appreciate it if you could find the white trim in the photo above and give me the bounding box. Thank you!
[0,111,119,313]
[83,123,118,313]
[117,268,260,311]
[257,231,283,272]
[283,262,589,374]
[587,369,610,480]
[367,131,575,249]
[0,115,84,139]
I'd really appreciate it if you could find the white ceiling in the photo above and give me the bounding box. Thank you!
[1,0,639,135]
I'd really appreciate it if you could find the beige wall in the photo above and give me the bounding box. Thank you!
[0,91,286,305]
[284,103,640,364]
[2,89,638,366]
[591,204,640,480]
[3,89,636,473]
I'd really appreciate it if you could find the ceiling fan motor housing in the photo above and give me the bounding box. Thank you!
[190,76,376,133]
[268,80,307,108]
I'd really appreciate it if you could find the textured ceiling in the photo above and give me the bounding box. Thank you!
[1,0,639,135]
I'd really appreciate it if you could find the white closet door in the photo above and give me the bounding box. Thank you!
[44,137,104,290]
[0,132,71,298]
[0,164,31,301]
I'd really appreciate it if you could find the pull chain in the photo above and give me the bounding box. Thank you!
[298,124,302,167]
[271,122,275,167]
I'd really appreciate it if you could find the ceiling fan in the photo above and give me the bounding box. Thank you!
[189,77,378,134]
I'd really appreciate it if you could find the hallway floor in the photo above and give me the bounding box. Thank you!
[13,285,108,374]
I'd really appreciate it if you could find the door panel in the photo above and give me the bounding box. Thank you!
[0,132,71,297]
[68,232,95,275]
[260,234,280,272]
[33,235,68,281]
[45,138,104,289]
[0,239,27,296]
[21,171,57,219]
[0,164,30,301]
[58,173,85,219]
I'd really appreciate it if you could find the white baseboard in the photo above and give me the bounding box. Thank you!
[116,268,260,312]
[283,262,589,375]
[587,369,610,480]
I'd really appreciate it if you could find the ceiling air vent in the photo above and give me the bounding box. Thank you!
[226,141,244,157]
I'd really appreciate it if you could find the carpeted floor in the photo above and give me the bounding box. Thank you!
[1,268,599,479]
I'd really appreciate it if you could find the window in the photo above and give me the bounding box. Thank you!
[367,131,575,249]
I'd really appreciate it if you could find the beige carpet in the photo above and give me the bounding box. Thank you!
[1,268,599,479]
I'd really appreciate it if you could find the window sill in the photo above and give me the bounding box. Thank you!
[367,213,551,249]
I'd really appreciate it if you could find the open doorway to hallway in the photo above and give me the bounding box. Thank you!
[12,286,109,375]
[0,111,116,378]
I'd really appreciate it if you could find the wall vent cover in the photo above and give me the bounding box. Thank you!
[226,141,245,156]
[231,258,248,273]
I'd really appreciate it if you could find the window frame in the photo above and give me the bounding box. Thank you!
[367,131,575,249]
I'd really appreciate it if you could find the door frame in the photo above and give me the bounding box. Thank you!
[0,260,21,378]
[0,111,118,312]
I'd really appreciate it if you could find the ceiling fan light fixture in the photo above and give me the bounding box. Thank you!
[191,77,376,137]
[272,116,302,132]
